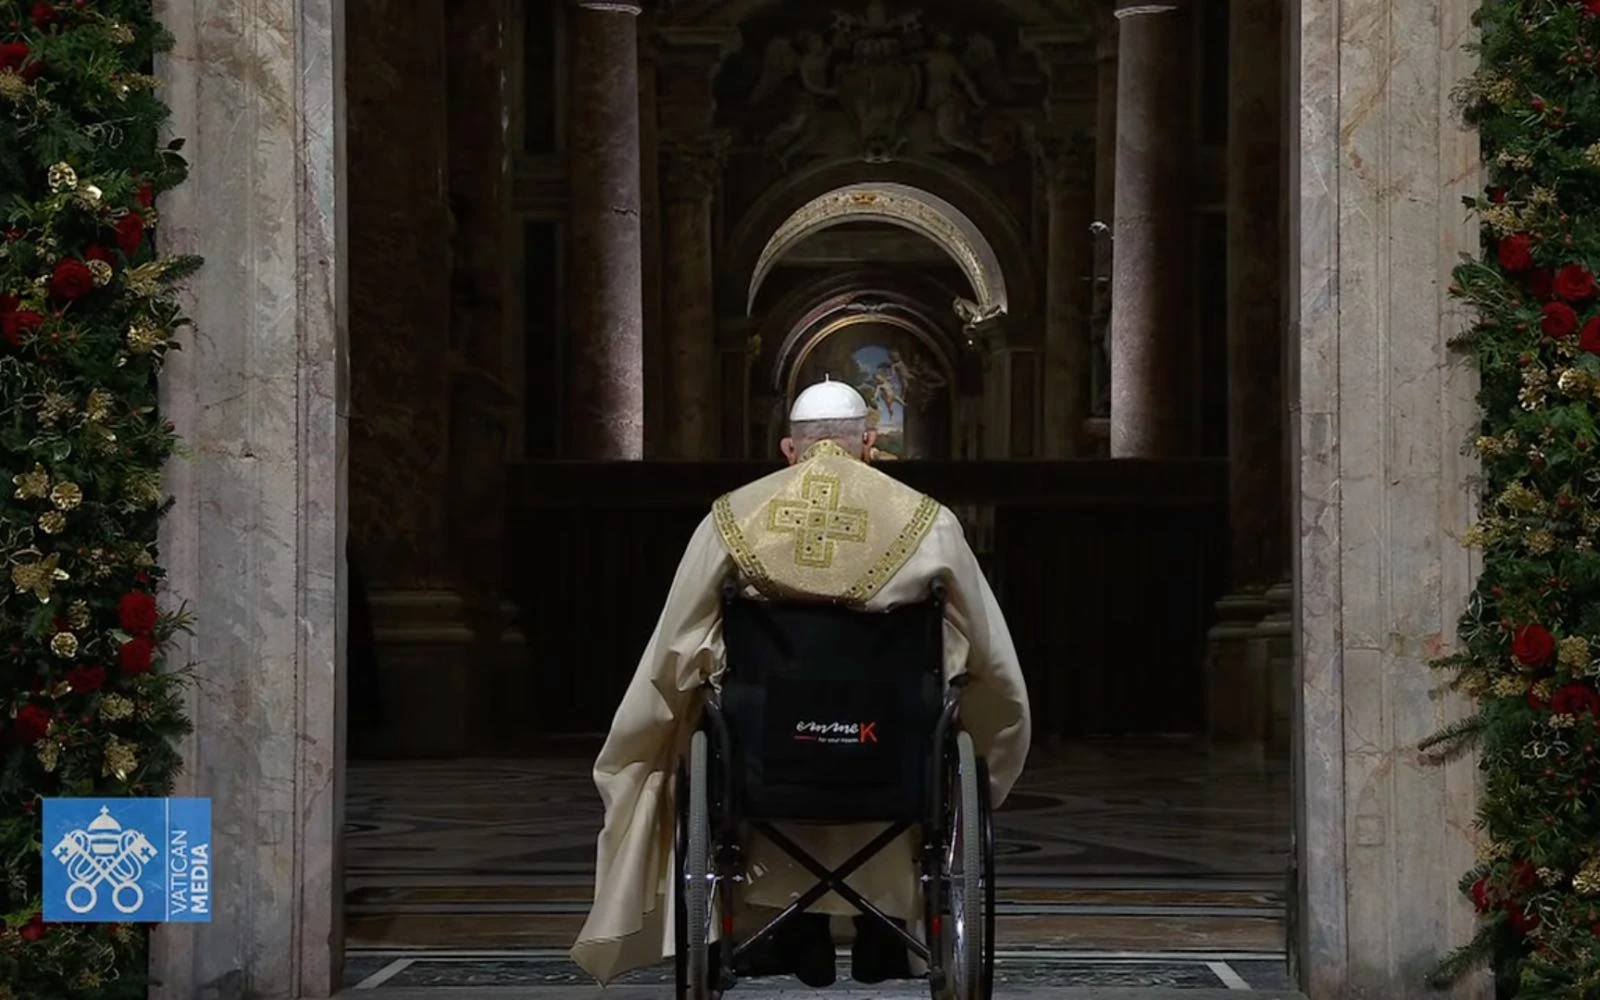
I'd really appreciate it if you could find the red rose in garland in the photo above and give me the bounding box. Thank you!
[31,2,54,27]
[1528,268,1554,299]
[1509,904,1542,935]
[1582,316,1600,354]
[0,293,44,348]
[13,703,51,743]
[1541,301,1578,336]
[1554,263,1595,301]
[114,213,146,256]
[1472,877,1496,912]
[18,915,47,943]
[0,41,43,81]
[119,591,158,633]
[65,665,106,694]
[1499,233,1535,272]
[49,258,96,301]
[1514,623,1557,667]
[118,635,154,675]
[1551,683,1600,716]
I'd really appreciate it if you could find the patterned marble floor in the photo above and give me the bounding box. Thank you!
[342,740,1293,992]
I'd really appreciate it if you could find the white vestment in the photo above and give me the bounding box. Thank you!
[570,442,1031,983]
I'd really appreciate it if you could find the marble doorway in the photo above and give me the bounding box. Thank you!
[144,0,1490,994]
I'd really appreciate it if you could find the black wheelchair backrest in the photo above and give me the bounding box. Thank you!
[714,577,947,822]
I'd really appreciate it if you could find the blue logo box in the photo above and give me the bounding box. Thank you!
[42,797,212,923]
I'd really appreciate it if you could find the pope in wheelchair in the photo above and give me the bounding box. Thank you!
[572,378,1032,999]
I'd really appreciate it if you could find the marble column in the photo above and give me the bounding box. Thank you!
[151,0,345,996]
[566,0,644,459]
[1035,133,1094,458]
[1226,0,1286,588]
[1108,0,1191,458]
[660,132,731,459]
[1294,0,1487,987]
[344,0,452,587]
[1092,2,1117,421]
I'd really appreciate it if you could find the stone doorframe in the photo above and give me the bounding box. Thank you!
[145,0,1489,996]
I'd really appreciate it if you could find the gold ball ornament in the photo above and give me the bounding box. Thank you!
[37,510,66,535]
[46,161,77,192]
[0,70,26,102]
[103,738,138,781]
[1577,862,1600,896]
[126,322,165,353]
[50,481,83,510]
[99,695,133,722]
[85,388,113,422]
[50,631,78,658]
[38,391,74,425]
[87,258,113,286]
[1559,636,1592,670]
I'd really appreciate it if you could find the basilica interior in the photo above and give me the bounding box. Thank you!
[338,0,1293,992]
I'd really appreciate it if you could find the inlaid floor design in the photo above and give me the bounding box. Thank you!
[343,741,1292,991]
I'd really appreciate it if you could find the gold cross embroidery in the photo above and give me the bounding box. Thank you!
[766,471,869,569]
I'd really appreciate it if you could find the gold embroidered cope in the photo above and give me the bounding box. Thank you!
[712,440,940,604]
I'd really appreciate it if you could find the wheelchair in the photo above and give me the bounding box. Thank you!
[673,577,997,999]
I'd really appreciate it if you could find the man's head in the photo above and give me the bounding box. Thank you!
[780,377,877,464]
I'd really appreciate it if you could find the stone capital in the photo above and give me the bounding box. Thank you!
[660,130,732,200]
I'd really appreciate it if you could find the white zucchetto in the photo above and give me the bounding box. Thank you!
[789,375,869,422]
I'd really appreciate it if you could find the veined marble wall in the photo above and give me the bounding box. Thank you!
[1292,0,1488,992]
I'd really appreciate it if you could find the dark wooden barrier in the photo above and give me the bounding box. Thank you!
[505,461,1227,739]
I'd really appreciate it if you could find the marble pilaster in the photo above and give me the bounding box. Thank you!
[151,0,345,996]
[660,132,730,459]
[1034,133,1095,458]
[1108,0,1191,457]
[1227,0,1287,588]
[1293,0,1486,989]
[566,0,645,459]
[345,0,453,587]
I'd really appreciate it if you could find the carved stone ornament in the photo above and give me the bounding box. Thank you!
[1030,131,1094,190]
[726,1,1044,166]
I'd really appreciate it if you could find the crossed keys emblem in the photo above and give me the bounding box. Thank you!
[51,806,158,914]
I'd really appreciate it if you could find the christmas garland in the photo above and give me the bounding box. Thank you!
[0,1,196,997]
[1426,0,1600,995]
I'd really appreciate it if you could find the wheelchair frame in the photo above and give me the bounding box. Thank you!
[672,579,997,1000]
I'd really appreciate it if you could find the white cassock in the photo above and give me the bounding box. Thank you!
[569,439,1032,983]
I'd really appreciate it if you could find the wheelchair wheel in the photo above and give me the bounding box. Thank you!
[945,730,989,1000]
[679,730,713,1000]
[977,756,996,998]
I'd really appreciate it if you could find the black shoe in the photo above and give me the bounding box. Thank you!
[850,916,913,984]
[732,913,835,988]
